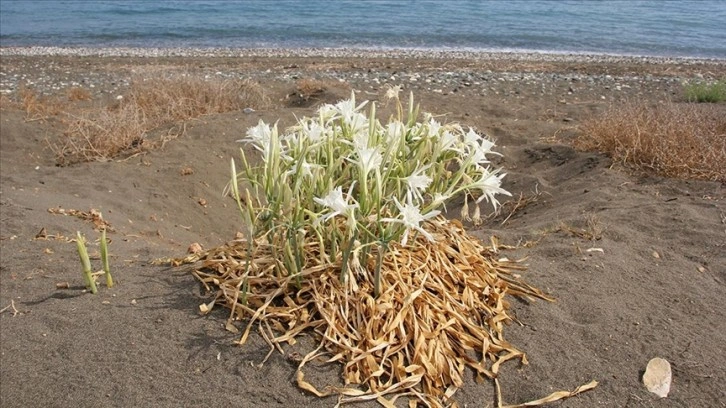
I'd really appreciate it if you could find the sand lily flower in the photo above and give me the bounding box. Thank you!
[286,158,320,180]
[383,196,440,246]
[404,165,432,203]
[352,147,383,177]
[314,185,358,228]
[385,85,402,100]
[470,168,511,207]
[463,128,500,167]
[238,120,273,151]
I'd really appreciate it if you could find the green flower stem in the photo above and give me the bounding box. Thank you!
[373,242,388,298]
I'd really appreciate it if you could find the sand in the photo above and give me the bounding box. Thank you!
[1,49,725,407]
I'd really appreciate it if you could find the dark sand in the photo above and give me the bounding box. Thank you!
[1,51,725,407]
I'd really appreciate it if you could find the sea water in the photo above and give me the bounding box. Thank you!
[1,0,724,58]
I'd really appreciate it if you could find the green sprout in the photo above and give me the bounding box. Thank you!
[100,228,113,288]
[75,231,97,294]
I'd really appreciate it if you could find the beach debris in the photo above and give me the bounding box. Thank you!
[0,300,20,316]
[197,197,208,207]
[48,207,114,231]
[187,242,203,254]
[498,380,598,407]
[586,247,604,253]
[35,227,47,239]
[180,166,194,176]
[651,250,660,259]
[643,357,672,398]
[243,107,255,114]
[55,282,70,289]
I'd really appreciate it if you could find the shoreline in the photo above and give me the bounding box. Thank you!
[2,45,725,65]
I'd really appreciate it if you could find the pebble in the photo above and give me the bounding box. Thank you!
[643,357,672,398]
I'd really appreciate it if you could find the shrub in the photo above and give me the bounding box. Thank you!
[52,74,269,165]
[575,102,726,181]
[684,80,726,103]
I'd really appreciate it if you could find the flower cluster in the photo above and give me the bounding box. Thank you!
[230,91,510,291]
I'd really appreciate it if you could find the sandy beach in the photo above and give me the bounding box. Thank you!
[1,48,725,407]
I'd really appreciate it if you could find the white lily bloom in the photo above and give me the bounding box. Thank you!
[335,97,368,123]
[463,128,500,167]
[237,120,272,151]
[470,167,511,207]
[286,158,320,179]
[427,117,442,139]
[385,85,402,100]
[305,121,325,143]
[438,130,460,153]
[317,103,337,122]
[404,166,432,202]
[383,196,440,246]
[353,147,383,177]
[313,185,358,223]
[431,192,453,211]
[347,112,369,136]
[386,121,405,147]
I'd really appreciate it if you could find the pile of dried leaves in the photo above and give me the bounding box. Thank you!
[170,219,595,407]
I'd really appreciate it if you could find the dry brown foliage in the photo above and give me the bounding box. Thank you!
[128,74,269,122]
[160,219,598,407]
[575,102,726,182]
[287,78,351,107]
[66,86,92,101]
[52,74,269,165]
[295,78,328,100]
[0,93,14,110]
[19,87,64,120]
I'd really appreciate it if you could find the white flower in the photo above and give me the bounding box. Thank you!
[385,85,402,100]
[313,185,358,224]
[404,165,432,203]
[317,103,337,122]
[347,112,369,136]
[286,158,320,179]
[463,128,500,167]
[386,121,405,147]
[431,192,453,211]
[304,120,325,143]
[470,168,511,207]
[237,120,272,151]
[352,147,383,177]
[335,96,368,123]
[427,117,442,139]
[382,196,440,246]
[438,130,460,153]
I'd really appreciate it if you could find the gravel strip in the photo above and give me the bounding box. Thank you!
[2,46,725,65]
[1,46,723,103]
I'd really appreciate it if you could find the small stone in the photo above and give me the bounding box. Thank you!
[652,251,660,259]
[643,357,672,398]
